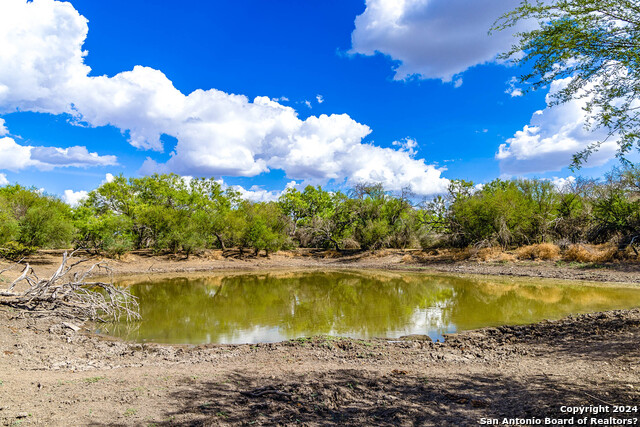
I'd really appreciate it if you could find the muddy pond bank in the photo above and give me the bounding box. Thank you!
[1,250,640,426]
[1,307,639,426]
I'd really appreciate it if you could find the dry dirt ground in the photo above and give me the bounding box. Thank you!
[1,250,640,426]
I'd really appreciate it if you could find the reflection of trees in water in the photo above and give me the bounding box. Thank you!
[444,278,640,331]
[105,272,640,344]
[107,272,455,343]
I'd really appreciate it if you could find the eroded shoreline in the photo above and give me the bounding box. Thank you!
[6,248,640,284]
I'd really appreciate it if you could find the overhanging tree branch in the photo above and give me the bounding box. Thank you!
[493,0,640,167]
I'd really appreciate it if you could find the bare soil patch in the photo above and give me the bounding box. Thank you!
[1,249,639,426]
[1,308,639,426]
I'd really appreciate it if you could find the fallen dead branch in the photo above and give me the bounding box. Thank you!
[0,251,139,322]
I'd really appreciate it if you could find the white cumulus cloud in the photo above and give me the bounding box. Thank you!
[505,76,523,97]
[0,137,31,170]
[497,78,619,175]
[550,176,576,191]
[231,181,298,203]
[392,138,418,156]
[0,136,116,171]
[0,173,8,186]
[350,0,534,82]
[0,0,90,113]
[63,189,88,206]
[0,0,449,195]
[213,179,297,203]
[30,145,117,168]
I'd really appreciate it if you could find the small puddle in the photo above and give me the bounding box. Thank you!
[98,271,640,344]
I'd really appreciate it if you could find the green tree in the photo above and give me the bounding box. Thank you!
[0,196,19,246]
[350,183,416,250]
[73,207,134,256]
[445,179,561,248]
[589,168,640,242]
[278,186,352,249]
[78,174,237,255]
[383,190,419,249]
[494,0,640,165]
[0,185,73,248]
[243,202,288,256]
[553,178,593,243]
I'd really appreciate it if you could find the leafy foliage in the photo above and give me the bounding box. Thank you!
[0,185,73,250]
[0,241,37,262]
[1,171,640,257]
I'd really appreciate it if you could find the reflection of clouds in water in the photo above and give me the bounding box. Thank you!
[213,296,457,344]
[292,295,299,316]
[214,326,286,345]
[412,303,449,330]
[406,299,457,342]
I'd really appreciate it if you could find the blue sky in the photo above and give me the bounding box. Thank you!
[0,0,624,204]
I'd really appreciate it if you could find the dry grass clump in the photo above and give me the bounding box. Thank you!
[476,247,516,262]
[421,249,441,257]
[476,247,499,261]
[515,243,561,260]
[322,250,342,259]
[401,254,415,263]
[370,249,394,258]
[415,247,486,262]
[276,250,297,258]
[563,245,592,262]
[495,253,517,262]
[297,249,315,257]
[450,248,473,261]
[203,250,224,260]
[622,246,640,261]
[411,251,436,262]
[115,252,136,262]
[413,248,460,261]
[563,244,619,263]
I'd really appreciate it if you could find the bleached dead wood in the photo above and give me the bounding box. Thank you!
[0,251,140,322]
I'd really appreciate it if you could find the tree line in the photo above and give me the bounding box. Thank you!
[0,168,639,259]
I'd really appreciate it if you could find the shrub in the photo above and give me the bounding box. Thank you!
[477,247,501,261]
[0,185,74,249]
[418,232,447,250]
[0,241,37,261]
[341,238,361,250]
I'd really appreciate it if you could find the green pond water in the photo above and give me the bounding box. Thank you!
[99,271,640,344]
